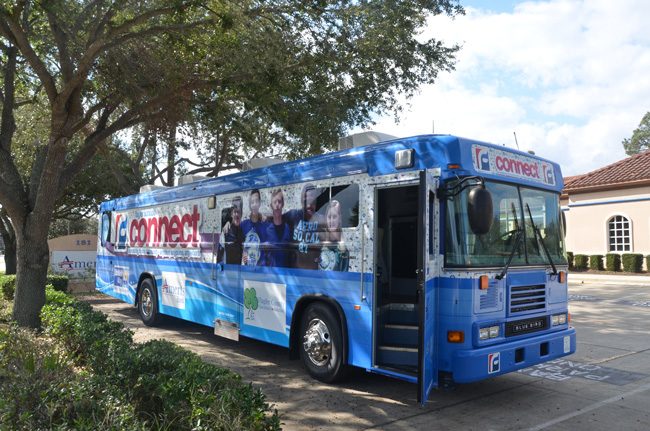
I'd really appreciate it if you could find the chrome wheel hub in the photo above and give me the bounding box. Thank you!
[141,288,153,318]
[303,318,331,367]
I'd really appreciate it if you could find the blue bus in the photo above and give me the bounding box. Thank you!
[96,134,575,403]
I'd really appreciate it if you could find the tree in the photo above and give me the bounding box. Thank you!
[622,112,650,155]
[0,1,463,328]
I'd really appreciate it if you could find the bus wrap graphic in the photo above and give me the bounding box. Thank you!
[472,144,555,186]
[244,287,259,320]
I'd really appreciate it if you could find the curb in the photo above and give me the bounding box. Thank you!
[569,273,650,286]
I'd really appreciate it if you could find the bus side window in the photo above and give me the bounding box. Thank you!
[331,184,359,228]
[221,207,232,229]
[221,197,243,265]
[101,211,111,246]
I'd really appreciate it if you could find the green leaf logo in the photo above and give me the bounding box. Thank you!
[244,287,258,319]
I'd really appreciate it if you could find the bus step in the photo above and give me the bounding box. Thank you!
[377,345,418,367]
[382,324,419,346]
[383,303,418,325]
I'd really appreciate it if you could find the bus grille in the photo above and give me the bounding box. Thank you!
[509,284,546,315]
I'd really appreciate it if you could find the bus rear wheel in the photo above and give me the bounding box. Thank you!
[300,302,348,383]
[138,278,160,326]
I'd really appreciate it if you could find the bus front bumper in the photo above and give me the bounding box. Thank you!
[450,327,576,384]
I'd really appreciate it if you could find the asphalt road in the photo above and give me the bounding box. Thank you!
[84,278,650,430]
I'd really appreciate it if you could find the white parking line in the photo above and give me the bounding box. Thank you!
[528,381,650,431]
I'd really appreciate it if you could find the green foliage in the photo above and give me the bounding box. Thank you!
[244,287,259,311]
[29,292,280,430]
[0,274,16,300]
[46,275,69,293]
[622,112,650,155]
[646,255,650,272]
[566,251,574,270]
[589,255,604,271]
[574,254,588,270]
[606,254,621,272]
[0,326,145,430]
[622,254,644,273]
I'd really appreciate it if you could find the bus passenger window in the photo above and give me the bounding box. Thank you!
[331,184,359,228]
[221,197,244,265]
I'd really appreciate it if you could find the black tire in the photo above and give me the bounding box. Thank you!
[299,302,348,383]
[138,277,160,326]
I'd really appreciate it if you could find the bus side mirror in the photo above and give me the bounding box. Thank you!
[467,187,493,235]
[561,210,567,237]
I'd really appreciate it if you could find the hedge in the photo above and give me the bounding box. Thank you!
[0,274,68,301]
[0,287,281,430]
[566,252,574,270]
[574,254,588,270]
[47,274,69,293]
[606,254,621,272]
[589,255,603,271]
[646,255,650,273]
[622,254,644,273]
[0,274,16,300]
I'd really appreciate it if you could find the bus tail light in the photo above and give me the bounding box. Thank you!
[479,275,489,290]
[559,271,566,283]
[447,330,464,343]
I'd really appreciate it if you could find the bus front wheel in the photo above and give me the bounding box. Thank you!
[138,278,160,326]
[300,302,348,383]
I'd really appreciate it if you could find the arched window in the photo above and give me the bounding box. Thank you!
[607,215,631,252]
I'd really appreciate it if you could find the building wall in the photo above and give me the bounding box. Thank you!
[563,185,650,269]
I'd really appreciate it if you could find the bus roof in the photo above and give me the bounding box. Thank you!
[100,134,564,211]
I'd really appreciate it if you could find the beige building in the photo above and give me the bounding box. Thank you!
[561,150,650,269]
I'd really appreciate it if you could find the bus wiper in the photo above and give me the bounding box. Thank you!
[496,202,523,280]
[495,227,523,280]
[525,203,558,275]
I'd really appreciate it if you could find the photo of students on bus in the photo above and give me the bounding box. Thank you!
[217,183,357,272]
[283,184,325,270]
[264,188,291,268]
[318,199,350,271]
[241,189,266,266]
[220,197,244,265]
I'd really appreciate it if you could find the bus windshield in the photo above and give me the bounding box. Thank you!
[445,180,567,268]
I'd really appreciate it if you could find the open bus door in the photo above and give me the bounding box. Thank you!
[417,168,439,404]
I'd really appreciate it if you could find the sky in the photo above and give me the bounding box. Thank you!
[362,0,650,176]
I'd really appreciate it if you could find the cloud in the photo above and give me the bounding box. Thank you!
[366,0,650,176]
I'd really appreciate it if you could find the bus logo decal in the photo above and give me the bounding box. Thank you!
[472,144,555,186]
[475,146,491,171]
[243,280,286,334]
[488,352,500,374]
[161,271,187,310]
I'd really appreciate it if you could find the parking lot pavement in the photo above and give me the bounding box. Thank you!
[83,279,650,430]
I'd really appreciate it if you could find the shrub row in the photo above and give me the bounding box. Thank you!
[0,287,280,430]
[0,274,69,300]
[567,252,649,273]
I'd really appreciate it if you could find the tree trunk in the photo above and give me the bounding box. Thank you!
[12,217,50,328]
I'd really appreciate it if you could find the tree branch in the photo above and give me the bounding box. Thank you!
[45,7,74,83]
[0,45,17,151]
[0,11,58,103]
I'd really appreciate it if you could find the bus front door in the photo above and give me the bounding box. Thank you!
[417,168,439,404]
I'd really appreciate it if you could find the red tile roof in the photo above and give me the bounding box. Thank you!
[563,150,650,193]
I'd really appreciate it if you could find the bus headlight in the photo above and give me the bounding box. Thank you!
[479,325,500,340]
[551,313,567,326]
